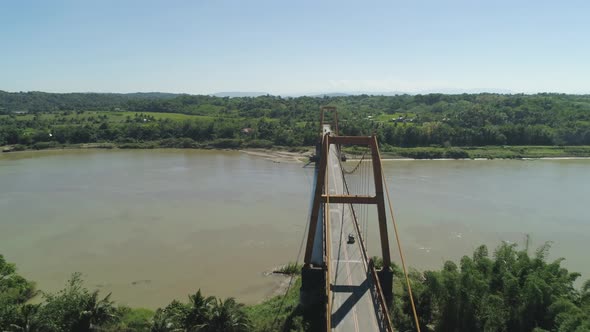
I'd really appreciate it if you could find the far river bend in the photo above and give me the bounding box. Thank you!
[1,149,588,308]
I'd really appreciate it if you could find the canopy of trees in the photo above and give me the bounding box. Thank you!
[2,92,590,149]
[0,255,251,332]
[388,243,590,332]
[2,241,589,331]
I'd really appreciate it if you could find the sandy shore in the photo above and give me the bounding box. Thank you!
[240,148,312,163]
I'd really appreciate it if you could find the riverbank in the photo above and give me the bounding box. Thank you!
[3,142,590,161]
[240,148,311,163]
[0,144,313,164]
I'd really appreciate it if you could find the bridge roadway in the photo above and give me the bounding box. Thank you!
[326,143,385,332]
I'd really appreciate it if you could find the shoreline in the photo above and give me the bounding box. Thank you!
[3,144,590,162]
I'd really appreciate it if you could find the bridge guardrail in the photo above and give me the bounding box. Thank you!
[368,259,394,332]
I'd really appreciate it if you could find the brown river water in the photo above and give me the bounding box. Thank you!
[1,149,589,308]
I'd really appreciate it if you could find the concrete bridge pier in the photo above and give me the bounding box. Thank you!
[377,267,394,307]
[300,265,326,307]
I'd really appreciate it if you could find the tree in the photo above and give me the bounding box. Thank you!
[180,290,215,331]
[150,290,251,332]
[0,255,37,331]
[203,298,250,332]
[39,273,116,332]
[391,242,590,332]
[9,304,44,332]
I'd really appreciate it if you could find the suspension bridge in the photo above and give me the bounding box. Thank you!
[299,107,419,332]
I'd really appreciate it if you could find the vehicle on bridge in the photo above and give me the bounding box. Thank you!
[347,233,355,244]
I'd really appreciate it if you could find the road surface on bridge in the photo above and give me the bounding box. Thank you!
[326,143,385,332]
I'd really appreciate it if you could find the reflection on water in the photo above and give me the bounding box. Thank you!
[1,150,589,308]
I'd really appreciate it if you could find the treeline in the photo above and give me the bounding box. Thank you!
[0,113,317,149]
[2,92,590,148]
[0,256,252,332]
[0,91,180,113]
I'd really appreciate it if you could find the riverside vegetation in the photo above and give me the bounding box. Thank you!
[1,242,589,332]
[2,92,590,158]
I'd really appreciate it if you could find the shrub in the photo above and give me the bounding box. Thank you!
[244,139,274,149]
[210,138,243,149]
[32,141,61,150]
[444,147,469,159]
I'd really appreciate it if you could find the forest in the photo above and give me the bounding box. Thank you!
[2,92,590,158]
[1,242,589,331]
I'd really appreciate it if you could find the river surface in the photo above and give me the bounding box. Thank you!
[1,149,589,308]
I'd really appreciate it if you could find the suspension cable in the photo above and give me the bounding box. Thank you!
[341,149,368,174]
[271,152,314,329]
[376,146,421,332]
[365,149,371,251]
[324,135,332,331]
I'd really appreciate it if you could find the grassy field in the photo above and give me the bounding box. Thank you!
[373,112,417,122]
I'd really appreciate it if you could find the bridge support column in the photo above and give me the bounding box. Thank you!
[300,265,326,307]
[377,267,393,307]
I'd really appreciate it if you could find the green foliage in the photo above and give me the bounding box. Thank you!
[273,263,303,275]
[210,138,243,149]
[244,139,274,149]
[390,243,590,332]
[4,93,590,154]
[38,272,117,332]
[2,249,589,331]
[105,307,154,332]
[0,255,37,305]
[0,255,37,331]
[246,278,322,332]
[151,289,251,332]
[444,147,470,159]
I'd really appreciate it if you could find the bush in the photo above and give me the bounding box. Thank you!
[273,262,302,275]
[32,141,61,150]
[209,138,243,149]
[159,137,197,148]
[244,139,274,149]
[107,307,154,332]
[118,142,157,149]
[399,148,444,159]
[12,144,27,151]
[444,147,469,159]
[94,143,115,149]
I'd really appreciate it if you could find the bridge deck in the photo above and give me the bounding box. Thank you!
[326,144,385,332]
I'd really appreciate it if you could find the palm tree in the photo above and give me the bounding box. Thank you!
[78,291,116,331]
[9,304,44,332]
[181,290,215,331]
[151,308,174,332]
[203,297,250,332]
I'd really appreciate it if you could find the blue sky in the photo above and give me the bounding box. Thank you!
[1,0,589,95]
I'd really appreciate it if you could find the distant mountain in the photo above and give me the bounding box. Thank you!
[212,92,269,97]
[123,92,184,99]
[309,92,351,97]
[417,88,514,94]
[304,90,515,96]
[344,91,408,96]
[298,89,514,96]
[295,91,408,97]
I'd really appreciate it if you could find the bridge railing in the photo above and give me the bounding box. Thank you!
[368,259,394,332]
